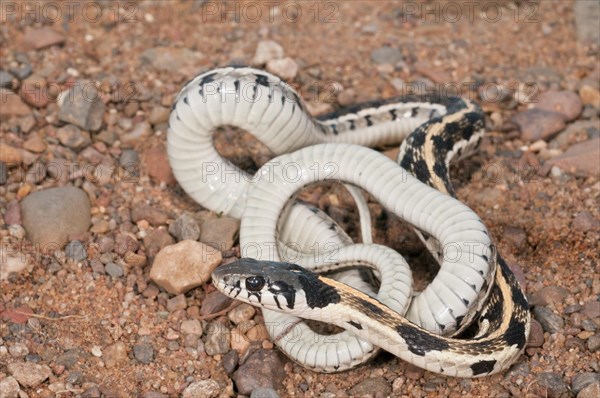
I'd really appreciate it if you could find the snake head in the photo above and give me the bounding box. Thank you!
[212,258,340,313]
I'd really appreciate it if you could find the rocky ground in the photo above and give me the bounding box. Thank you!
[1,1,599,397]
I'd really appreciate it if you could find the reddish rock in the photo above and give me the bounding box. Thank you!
[414,61,452,83]
[143,228,175,258]
[23,27,65,50]
[527,319,545,348]
[144,144,175,185]
[20,75,49,108]
[1,305,33,324]
[131,204,169,226]
[544,138,600,177]
[511,109,566,141]
[572,211,600,232]
[0,89,30,119]
[533,90,582,121]
[3,200,21,225]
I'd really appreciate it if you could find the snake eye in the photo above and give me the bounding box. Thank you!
[245,276,266,291]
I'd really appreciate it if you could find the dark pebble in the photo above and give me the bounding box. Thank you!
[65,241,88,262]
[535,372,569,398]
[169,213,201,241]
[143,228,175,258]
[503,226,528,250]
[131,205,169,226]
[66,370,84,385]
[200,291,233,316]
[58,81,105,131]
[81,385,101,398]
[572,372,600,395]
[533,306,564,333]
[222,349,239,374]
[349,377,392,398]
[144,392,169,398]
[529,286,569,307]
[527,319,545,347]
[0,161,7,185]
[232,349,286,395]
[105,262,124,278]
[250,387,281,398]
[0,70,14,88]
[133,343,154,364]
[55,348,81,369]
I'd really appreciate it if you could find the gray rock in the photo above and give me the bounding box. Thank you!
[133,343,154,364]
[182,379,221,398]
[65,240,88,262]
[10,63,32,80]
[204,322,230,356]
[533,90,582,122]
[588,334,600,352]
[0,376,20,398]
[119,149,140,178]
[533,306,564,333]
[578,382,600,398]
[105,262,124,278]
[55,348,81,369]
[169,213,201,241]
[349,377,392,397]
[59,81,105,131]
[574,1,600,46]
[250,387,280,398]
[572,372,600,395]
[8,343,29,358]
[143,228,175,258]
[0,161,7,185]
[0,70,14,88]
[180,319,202,335]
[66,370,84,385]
[535,373,569,398]
[200,291,233,317]
[166,294,187,312]
[200,217,240,251]
[222,350,239,374]
[131,204,168,226]
[21,186,91,248]
[371,46,402,64]
[511,109,566,141]
[527,319,545,347]
[573,211,600,232]
[140,48,204,73]
[232,349,286,395]
[583,301,600,318]
[529,286,569,307]
[57,124,92,150]
[7,361,52,388]
[253,40,284,65]
[144,392,168,398]
[81,385,101,398]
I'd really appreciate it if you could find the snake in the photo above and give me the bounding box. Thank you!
[167,66,530,377]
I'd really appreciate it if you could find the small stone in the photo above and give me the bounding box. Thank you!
[0,143,23,164]
[370,46,402,64]
[133,343,154,364]
[535,372,569,398]
[115,232,140,256]
[148,106,170,125]
[579,85,600,109]
[103,341,128,368]
[337,88,356,106]
[349,377,392,397]
[140,47,204,73]
[204,322,230,356]
[144,392,168,398]
[529,286,569,307]
[23,27,65,50]
[250,387,280,398]
[105,262,124,278]
[66,371,83,385]
[404,363,425,380]
[545,138,600,177]
[533,306,564,333]
[169,213,201,241]
[246,324,269,342]
[0,70,14,88]
[21,187,91,248]
[588,334,600,352]
[583,301,600,319]
[200,291,233,317]
[573,211,600,232]
[0,376,20,398]
[181,319,203,335]
[57,124,91,150]
[253,40,284,65]
[200,217,240,251]
[7,225,25,240]
[23,133,47,153]
[414,61,452,83]
[511,109,566,141]
[534,90,582,121]
[143,229,175,258]
[131,205,168,226]
[119,149,140,169]
[0,161,7,184]
[7,362,52,388]
[55,349,81,369]
[222,350,239,374]
[361,23,378,34]
[572,373,600,395]
[527,319,545,347]
[0,89,30,120]
[65,240,88,262]
[91,346,102,357]
[230,328,250,355]
[167,294,187,312]
[8,343,29,358]
[232,349,286,395]
[82,385,101,398]
[20,74,48,108]
[578,382,600,398]
[144,144,175,185]
[228,303,256,325]
[150,240,222,295]
[182,379,221,398]
[121,121,152,145]
[59,81,105,131]
[266,57,298,80]
[503,226,527,250]
[142,284,159,298]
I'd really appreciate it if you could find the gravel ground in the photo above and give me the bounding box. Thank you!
[1,1,599,397]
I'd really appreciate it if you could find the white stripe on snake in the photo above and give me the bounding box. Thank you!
[167,66,530,377]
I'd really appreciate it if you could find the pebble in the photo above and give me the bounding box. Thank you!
[121,121,153,145]
[533,306,564,333]
[250,387,281,398]
[148,106,170,125]
[7,361,52,388]
[144,144,175,185]
[232,349,286,395]
[583,301,600,319]
[169,213,201,241]
[8,224,25,239]
[181,319,203,335]
[503,226,528,250]
[140,47,204,73]
[414,61,452,84]
[573,211,600,232]
[527,319,545,347]
[115,232,140,256]
[119,149,140,169]
[200,217,240,251]
[0,70,14,88]
[404,363,425,380]
[222,350,239,374]
[66,370,83,385]
[82,385,101,398]
[348,377,392,397]
[579,85,600,109]
[182,379,221,398]
[143,229,176,258]
[572,372,600,395]
[21,186,91,248]
[544,138,600,177]
[166,294,187,312]
[573,1,600,45]
[103,341,128,368]
[0,161,7,184]
[230,328,250,355]
[588,334,600,352]
[534,90,582,121]
[58,81,105,131]
[65,240,88,262]
[535,372,569,398]
[133,343,154,364]
[204,322,231,356]
[57,124,92,150]
[370,46,402,64]
[8,343,29,358]
[20,74,48,108]
[144,392,168,398]
[228,303,256,325]
[150,240,222,294]
[105,262,124,278]
[23,27,65,50]
[266,57,298,80]
[578,382,600,398]
[0,376,20,398]
[0,89,30,120]
[201,291,233,316]
[529,286,569,307]
[511,109,566,141]
[131,204,169,226]
[337,88,357,106]
[23,133,47,153]
[253,40,284,65]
